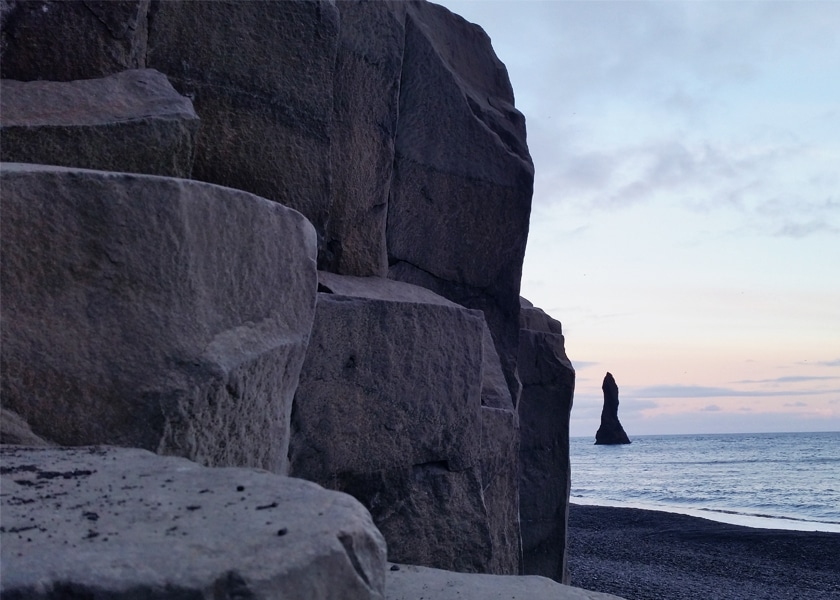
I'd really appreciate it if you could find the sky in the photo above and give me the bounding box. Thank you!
[437,0,840,437]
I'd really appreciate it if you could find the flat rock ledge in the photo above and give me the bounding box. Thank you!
[0,446,386,600]
[385,563,626,599]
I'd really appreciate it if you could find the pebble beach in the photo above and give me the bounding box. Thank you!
[567,503,840,600]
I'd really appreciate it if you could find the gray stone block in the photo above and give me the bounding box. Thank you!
[0,164,317,473]
[0,446,386,599]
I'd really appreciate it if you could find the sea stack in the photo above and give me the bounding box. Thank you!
[595,372,631,445]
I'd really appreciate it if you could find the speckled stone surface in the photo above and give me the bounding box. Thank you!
[0,445,386,599]
[385,563,625,600]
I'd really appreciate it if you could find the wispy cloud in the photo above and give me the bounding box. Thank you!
[784,402,808,408]
[630,384,839,399]
[734,375,840,385]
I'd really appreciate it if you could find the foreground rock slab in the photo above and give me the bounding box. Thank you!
[0,446,386,600]
[0,164,317,473]
[385,563,626,600]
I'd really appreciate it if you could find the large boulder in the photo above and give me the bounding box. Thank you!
[323,0,406,277]
[0,164,317,473]
[145,0,339,258]
[518,299,576,583]
[0,69,199,177]
[0,0,150,81]
[0,446,386,600]
[386,563,626,600]
[595,373,631,445]
[289,274,488,572]
[290,273,520,573]
[387,1,534,405]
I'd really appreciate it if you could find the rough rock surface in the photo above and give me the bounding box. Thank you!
[480,406,522,574]
[0,409,53,447]
[146,0,340,257]
[595,373,631,445]
[324,0,405,276]
[289,276,495,572]
[0,69,198,177]
[386,563,626,600]
[518,299,576,583]
[313,273,522,573]
[387,1,534,403]
[0,0,150,81]
[0,164,317,473]
[0,445,386,600]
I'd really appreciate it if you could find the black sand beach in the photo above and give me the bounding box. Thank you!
[568,503,840,600]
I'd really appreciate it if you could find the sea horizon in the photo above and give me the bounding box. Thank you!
[569,430,840,533]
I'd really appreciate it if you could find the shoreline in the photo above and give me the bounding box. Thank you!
[570,496,840,533]
[567,503,840,600]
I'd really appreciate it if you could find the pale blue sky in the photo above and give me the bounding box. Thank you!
[437,0,840,437]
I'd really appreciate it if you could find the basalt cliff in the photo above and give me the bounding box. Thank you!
[0,2,595,598]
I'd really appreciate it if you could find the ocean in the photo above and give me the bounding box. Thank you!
[569,431,840,532]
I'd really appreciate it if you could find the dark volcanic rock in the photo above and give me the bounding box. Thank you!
[146,0,339,256]
[517,299,576,583]
[0,164,317,473]
[290,274,521,574]
[387,1,533,406]
[0,0,150,81]
[289,277,492,572]
[0,446,386,600]
[323,0,406,277]
[595,373,631,445]
[0,69,198,177]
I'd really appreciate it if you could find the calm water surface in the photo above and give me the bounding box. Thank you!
[570,431,840,531]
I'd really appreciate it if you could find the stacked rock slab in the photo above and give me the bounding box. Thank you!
[145,0,340,259]
[1,446,387,600]
[1,0,534,405]
[387,1,534,405]
[0,0,580,582]
[0,164,317,473]
[289,273,521,574]
[0,69,199,177]
[518,298,576,583]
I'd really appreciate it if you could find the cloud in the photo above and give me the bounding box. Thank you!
[815,359,840,368]
[701,404,721,412]
[773,220,840,238]
[734,375,840,385]
[630,384,839,399]
[442,0,840,240]
[784,402,808,408]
